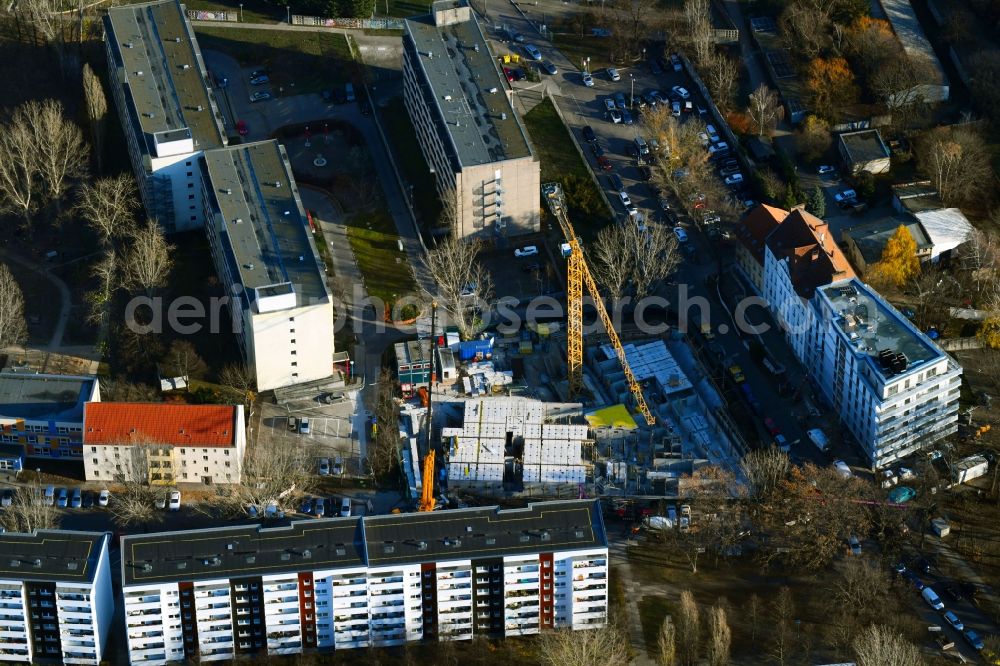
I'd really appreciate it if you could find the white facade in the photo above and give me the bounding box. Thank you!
[812,280,962,468]
[0,532,113,666]
[763,244,821,369]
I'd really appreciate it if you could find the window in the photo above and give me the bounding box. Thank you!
[225,461,230,468]
[291,362,297,367]
[186,171,193,177]
[291,350,297,355]
[203,456,209,461]
[187,183,194,189]
[180,449,185,454]
[186,161,192,166]
[90,447,96,452]
[291,339,296,344]
[93,458,98,465]
[290,328,295,333]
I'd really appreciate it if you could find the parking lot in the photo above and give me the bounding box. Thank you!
[257,391,370,477]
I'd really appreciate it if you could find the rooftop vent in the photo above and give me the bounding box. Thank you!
[383,545,395,553]
[234,217,243,224]
[174,37,181,43]
[280,552,291,561]
[335,547,346,556]
[245,555,256,564]
[501,112,507,121]
[574,530,586,538]
[519,534,530,543]
[142,563,152,572]
[417,541,428,550]
[540,530,551,541]
[124,41,134,48]
[181,64,191,70]
[9,560,19,567]
[223,188,232,195]
[444,95,452,101]
[246,263,254,271]
[302,550,312,559]
[486,537,496,545]
[474,44,480,52]
[176,562,187,570]
[465,525,473,533]
[135,71,144,77]
[489,87,498,94]
[67,562,78,571]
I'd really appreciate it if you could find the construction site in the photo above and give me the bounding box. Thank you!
[399,183,748,509]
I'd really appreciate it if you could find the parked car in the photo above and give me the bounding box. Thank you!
[300,498,314,515]
[724,174,744,186]
[250,91,271,103]
[942,611,964,631]
[340,497,352,517]
[299,418,311,435]
[817,165,836,175]
[963,629,984,651]
[942,584,962,602]
[709,142,730,155]
[509,31,525,43]
[98,489,109,507]
[56,488,68,508]
[522,44,542,61]
[236,119,248,136]
[597,156,613,171]
[834,188,857,202]
[581,71,594,86]
[168,490,181,511]
[607,67,620,81]
[82,492,93,508]
[671,85,690,99]
[673,226,689,243]
[728,365,746,383]
[70,488,82,509]
[514,245,538,257]
[888,486,916,503]
[250,74,269,85]
[671,101,681,117]
[637,166,652,181]
[540,61,557,75]
[333,456,344,476]
[621,109,633,125]
[833,460,853,478]
[314,500,325,518]
[763,417,780,436]
[670,53,682,71]
[706,124,720,142]
[903,570,925,590]
[848,535,861,556]
[155,494,167,510]
[1,488,12,507]
[246,504,259,518]
[922,586,944,610]
[609,109,622,124]
[581,125,597,143]
[318,458,331,476]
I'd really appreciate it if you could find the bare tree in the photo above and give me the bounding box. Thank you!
[213,437,316,518]
[219,363,257,408]
[76,174,140,243]
[108,440,162,528]
[535,622,630,666]
[17,0,70,75]
[657,617,677,666]
[747,84,784,137]
[0,106,42,228]
[589,224,632,302]
[705,54,740,113]
[367,367,402,484]
[959,228,1000,302]
[870,54,935,113]
[161,340,209,383]
[124,219,174,294]
[0,486,58,533]
[82,63,108,174]
[0,264,29,349]
[683,0,713,66]
[632,223,681,298]
[916,126,993,207]
[779,3,831,60]
[422,236,493,340]
[853,624,923,666]
[739,446,790,501]
[834,558,889,611]
[33,99,89,216]
[769,586,795,665]
[676,590,700,666]
[101,376,161,402]
[706,605,731,666]
[744,593,762,647]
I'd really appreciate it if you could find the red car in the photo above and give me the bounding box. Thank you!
[504,67,514,82]
[763,417,780,436]
[596,156,613,171]
[236,119,248,136]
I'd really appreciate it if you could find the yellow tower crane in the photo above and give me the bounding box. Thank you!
[542,183,655,425]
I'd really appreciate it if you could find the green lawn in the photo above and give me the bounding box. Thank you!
[522,97,612,240]
[345,209,417,306]
[551,33,614,72]
[194,27,357,95]
[638,596,673,658]
[379,0,434,18]
[379,97,441,230]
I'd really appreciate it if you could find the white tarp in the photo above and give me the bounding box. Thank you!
[916,208,973,259]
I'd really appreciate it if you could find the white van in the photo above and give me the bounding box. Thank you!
[922,587,944,610]
[807,429,829,452]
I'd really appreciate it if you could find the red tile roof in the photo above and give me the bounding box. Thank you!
[765,208,855,298]
[736,203,790,264]
[84,403,237,447]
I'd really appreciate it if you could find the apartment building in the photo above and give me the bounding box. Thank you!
[763,207,855,370]
[82,403,246,485]
[0,530,114,665]
[200,140,335,391]
[403,0,540,240]
[0,372,100,462]
[120,501,607,664]
[734,203,789,294]
[104,0,227,232]
[811,279,961,468]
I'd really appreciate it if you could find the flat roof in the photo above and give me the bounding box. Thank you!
[0,530,107,584]
[122,518,365,586]
[602,341,693,398]
[202,140,329,306]
[876,0,948,84]
[0,372,96,422]
[105,0,225,152]
[844,217,931,264]
[404,0,532,167]
[819,278,944,380]
[839,129,890,164]
[364,500,606,566]
[122,500,606,584]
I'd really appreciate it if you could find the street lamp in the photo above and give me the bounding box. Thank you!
[239,3,243,21]
[286,5,291,24]
[629,73,634,110]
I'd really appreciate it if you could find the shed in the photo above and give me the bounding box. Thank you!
[952,454,988,484]
[837,129,891,175]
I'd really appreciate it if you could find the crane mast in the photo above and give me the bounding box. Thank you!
[542,183,655,426]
